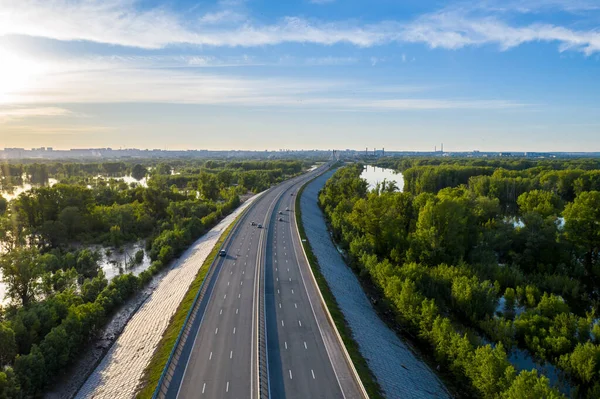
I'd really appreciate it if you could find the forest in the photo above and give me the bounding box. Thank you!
[0,159,306,397]
[320,158,600,398]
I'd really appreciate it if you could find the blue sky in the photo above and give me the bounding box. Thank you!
[0,0,599,151]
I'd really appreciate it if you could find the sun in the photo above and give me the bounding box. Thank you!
[0,48,39,104]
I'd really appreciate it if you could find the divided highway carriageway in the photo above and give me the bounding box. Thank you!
[155,163,367,399]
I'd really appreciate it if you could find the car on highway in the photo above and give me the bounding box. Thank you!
[219,250,226,257]
[285,207,289,211]
[290,193,294,196]
[278,217,283,221]
[250,221,256,226]
[257,224,262,228]
[278,211,283,215]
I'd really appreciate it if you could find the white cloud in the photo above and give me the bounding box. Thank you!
[475,0,600,13]
[0,54,525,112]
[0,106,72,122]
[199,10,246,25]
[0,0,599,55]
[401,10,600,54]
[304,56,358,66]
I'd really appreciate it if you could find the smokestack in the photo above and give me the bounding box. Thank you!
[441,143,444,153]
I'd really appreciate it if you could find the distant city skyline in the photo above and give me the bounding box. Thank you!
[0,0,599,151]
[1,146,599,159]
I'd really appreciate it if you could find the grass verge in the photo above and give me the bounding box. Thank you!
[136,209,246,399]
[295,174,384,399]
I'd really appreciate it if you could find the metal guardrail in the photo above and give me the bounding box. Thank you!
[152,191,266,399]
[256,176,305,399]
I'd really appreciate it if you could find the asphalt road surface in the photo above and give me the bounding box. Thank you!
[167,164,364,399]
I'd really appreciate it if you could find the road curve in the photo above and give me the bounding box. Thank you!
[160,163,365,399]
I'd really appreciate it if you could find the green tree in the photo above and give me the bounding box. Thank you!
[0,247,44,306]
[412,191,473,265]
[41,268,78,296]
[131,164,148,181]
[0,322,17,365]
[502,369,564,399]
[468,343,514,398]
[75,249,100,280]
[198,172,220,201]
[81,272,108,303]
[154,163,172,175]
[0,197,7,216]
[14,344,45,395]
[517,190,562,218]
[217,169,233,187]
[559,342,600,384]
[58,206,83,238]
[0,367,19,399]
[563,191,600,277]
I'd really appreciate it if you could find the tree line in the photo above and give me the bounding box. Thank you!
[0,159,307,397]
[320,162,600,398]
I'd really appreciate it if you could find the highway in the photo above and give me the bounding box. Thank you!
[264,175,364,398]
[161,163,365,399]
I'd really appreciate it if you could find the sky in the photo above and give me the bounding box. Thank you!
[0,0,599,152]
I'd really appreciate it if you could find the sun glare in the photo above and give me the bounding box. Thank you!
[0,48,41,104]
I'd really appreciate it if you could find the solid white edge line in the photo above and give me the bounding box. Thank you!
[290,176,349,399]
[292,168,369,399]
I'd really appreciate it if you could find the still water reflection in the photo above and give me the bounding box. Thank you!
[360,165,404,192]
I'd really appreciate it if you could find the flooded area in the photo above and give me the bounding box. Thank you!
[89,241,152,281]
[1,174,147,202]
[506,216,565,230]
[0,241,152,305]
[1,178,58,201]
[0,174,149,305]
[300,169,450,399]
[360,165,404,191]
[508,349,574,395]
[93,175,148,188]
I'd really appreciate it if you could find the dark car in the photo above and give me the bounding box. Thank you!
[257,224,262,228]
[250,221,256,226]
[219,250,226,257]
